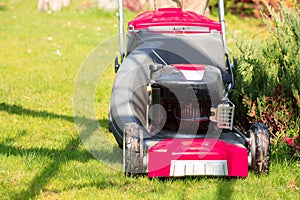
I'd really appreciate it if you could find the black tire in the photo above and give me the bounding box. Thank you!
[109,119,124,148]
[123,123,144,176]
[248,128,256,168]
[247,123,271,174]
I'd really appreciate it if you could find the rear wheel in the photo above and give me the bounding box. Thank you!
[123,123,144,176]
[247,123,270,174]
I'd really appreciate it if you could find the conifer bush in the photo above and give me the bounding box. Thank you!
[232,2,300,157]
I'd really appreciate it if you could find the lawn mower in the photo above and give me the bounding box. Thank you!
[109,0,270,177]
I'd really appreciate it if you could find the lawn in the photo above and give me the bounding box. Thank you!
[0,0,299,199]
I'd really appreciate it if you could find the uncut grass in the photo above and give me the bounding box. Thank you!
[0,0,299,199]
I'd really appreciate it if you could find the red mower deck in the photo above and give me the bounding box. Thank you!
[148,138,248,177]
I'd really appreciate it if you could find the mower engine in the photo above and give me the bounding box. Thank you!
[149,65,212,135]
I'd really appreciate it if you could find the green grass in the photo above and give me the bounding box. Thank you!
[0,0,299,199]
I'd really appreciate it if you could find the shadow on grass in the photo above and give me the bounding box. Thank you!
[0,102,111,130]
[0,138,93,163]
[0,102,122,199]
[9,138,90,200]
[0,137,122,200]
[0,102,74,123]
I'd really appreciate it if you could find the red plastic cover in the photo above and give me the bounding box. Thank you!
[148,138,248,177]
[173,64,206,81]
[128,8,221,33]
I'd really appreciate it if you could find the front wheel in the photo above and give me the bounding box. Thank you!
[247,123,270,174]
[123,123,144,176]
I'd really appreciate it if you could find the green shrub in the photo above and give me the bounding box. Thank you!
[210,0,299,18]
[232,2,300,157]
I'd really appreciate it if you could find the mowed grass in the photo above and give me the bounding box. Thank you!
[0,0,299,199]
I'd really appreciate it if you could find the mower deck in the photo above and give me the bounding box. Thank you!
[145,133,248,177]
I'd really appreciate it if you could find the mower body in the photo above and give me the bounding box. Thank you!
[109,3,270,177]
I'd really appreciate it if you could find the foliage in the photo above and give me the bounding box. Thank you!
[232,2,300,157]
[210,0,299,17]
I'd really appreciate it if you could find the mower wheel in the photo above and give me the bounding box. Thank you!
[123,123,144,176]
[247,123,270,174]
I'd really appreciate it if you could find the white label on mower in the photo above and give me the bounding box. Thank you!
[170,160,228,176]
[148,26,209,33]
[180,70,204,81]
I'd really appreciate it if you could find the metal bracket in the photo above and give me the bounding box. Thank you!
[210,101,235,130]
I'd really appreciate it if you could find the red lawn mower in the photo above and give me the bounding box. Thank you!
[109,0,270,177]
